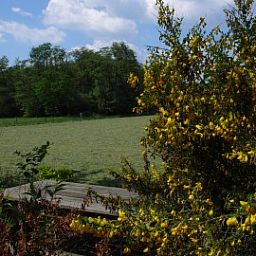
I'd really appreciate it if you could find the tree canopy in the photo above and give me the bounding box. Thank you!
[0,42,143,117]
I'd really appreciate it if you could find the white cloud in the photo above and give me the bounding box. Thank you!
[85,39,113,51]
[43,0,138,38]
[145,0,234,21]
[68,40,117,56]
[85,39,146,63]
[11,7,32,17]
[70,39,145,62]
[0,20,65,44]
[0,32,6,42]
[87,0,152,21]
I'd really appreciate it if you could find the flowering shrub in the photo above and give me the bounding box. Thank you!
[71,0,256,255]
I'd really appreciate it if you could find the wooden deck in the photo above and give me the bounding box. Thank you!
[4,180,138,216]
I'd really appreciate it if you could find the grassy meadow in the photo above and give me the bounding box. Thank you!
[0,115,153,186]
[0,115,97,127]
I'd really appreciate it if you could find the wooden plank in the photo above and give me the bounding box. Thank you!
[4,180,138,216]
[60,251,83,256]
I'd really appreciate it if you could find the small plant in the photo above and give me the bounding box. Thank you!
[15,141,50,183]
[0,142,75,255]
[0,192,74,255]
[38,166,77,182]
[15,141,65,202]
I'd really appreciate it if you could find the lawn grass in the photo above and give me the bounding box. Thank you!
[0,115,97,127]
[0,115,153,186]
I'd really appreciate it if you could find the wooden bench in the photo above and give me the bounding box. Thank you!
[4,179,138,216]
[4,180,139,255]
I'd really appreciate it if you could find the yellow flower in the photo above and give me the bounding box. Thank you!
[123,247,131,254]
[160,221,168,228]
[195,124,202,130]
[240,201,248,207]
[240,201,255,213]
[226,217,238,226]
[108,230,114,238]
[240,223,246,231]
[208,248,215,256]
[143,247,150,253]
[208,209,214,217]
[188,194,195,201]
[156,248,162,254]
[170,210,176,216]
[190,238,198,243]
[100,218,108,227]
[171,227,178,236]
[250,214,256,225]
[245,214,256,225]
[166,117,173,125]
[88,217,94,223]
[195,182,203,191]
[118,210,126,221]
[205,198,213,205]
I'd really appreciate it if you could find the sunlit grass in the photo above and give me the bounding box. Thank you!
[0,115,152,185]
[0,115,97,127]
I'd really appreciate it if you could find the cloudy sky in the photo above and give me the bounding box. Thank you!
[0,0,233,65]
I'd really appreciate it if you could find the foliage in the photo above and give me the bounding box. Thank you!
[70,0,256,255]
[0,143,120,255]
[38,166,77,182]
[0,42,143,117]
[15,141,50,182]
[136,0,256,203]
[71,42,143,114]
[0,56,18,117]
[15,142,66,201]
[0,143,74,255]
[0,192,73,255]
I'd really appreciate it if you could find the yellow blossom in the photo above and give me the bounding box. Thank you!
[226,217,238,226]
[208,209,214,217]
[160,221,168,228]
[188,194,195,201]
[143,247,150,253]
[123,247,131,254]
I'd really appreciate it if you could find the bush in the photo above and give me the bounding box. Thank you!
[38,166,77,182]
[0,193,74,255]
[137,0,256,203]
[0,142,75,255]
[70,0,256,255]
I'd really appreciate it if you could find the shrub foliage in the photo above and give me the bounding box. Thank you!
[73,0,256,255]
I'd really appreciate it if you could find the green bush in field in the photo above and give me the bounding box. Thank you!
[38,166,76,182]
[70,0,256,255]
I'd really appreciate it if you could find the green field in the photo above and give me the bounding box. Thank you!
[0,115,153,185]
[0,115,98,127]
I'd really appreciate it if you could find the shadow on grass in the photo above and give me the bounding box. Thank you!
[96,176,121,188]
[73,169,101,182]
[74,168,121,188]
[0,174,22,189]
[0,168,122,190]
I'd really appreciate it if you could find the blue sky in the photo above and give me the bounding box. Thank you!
[0,0,233,65]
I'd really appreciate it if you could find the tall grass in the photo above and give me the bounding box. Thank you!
[0,115,152,185]
[0,116,94,127]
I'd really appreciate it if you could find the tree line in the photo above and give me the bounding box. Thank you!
[0,42,143,117]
